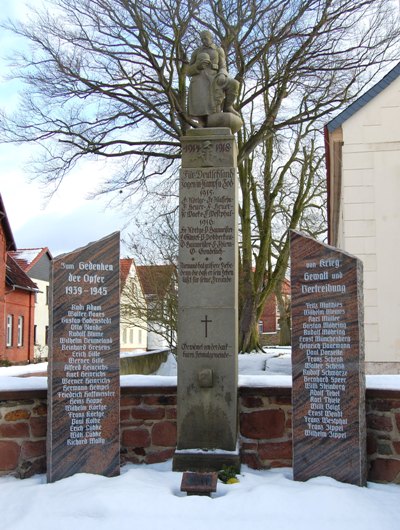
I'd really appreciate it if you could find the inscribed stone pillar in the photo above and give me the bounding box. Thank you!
[290,230,367,486]
[173,128,239,472]
[47,232,120,482]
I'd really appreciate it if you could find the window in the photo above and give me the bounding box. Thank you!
[34,325,37,345]
[129,329,134,344]
[258,320,264,334]
[6,315,13,347]
[46,286,50,305]
[138,329,142,344]
[45,326,49,346]
[122,328,127,343]
[17,316,24,347]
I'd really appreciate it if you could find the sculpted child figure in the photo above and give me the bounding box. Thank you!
[187,30,240,128]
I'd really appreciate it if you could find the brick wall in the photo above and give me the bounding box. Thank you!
[0,386,399,483]
[0,391,47,478]
[120,387,177,465]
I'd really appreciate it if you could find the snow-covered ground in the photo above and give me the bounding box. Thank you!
[0,461,399,530]
[1,349,400,528]
[1,347,400,391]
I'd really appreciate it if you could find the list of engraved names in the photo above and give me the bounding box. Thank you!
[299,258,350,440]
[57,260,116,447]
[180,167,235,285]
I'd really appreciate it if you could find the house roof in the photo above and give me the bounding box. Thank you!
[6,254,38,292]
[327,62,400,132]
[0,194,16,251]
[136,265,176,297]
[120,258,134,291]
[8,247,52,272]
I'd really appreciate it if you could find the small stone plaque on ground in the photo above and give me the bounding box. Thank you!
[181,471,218,496]
[47,232,120,482]
[290,230,366,486]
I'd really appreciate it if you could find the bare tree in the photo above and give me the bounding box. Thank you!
[122,210,178,351]
[1,0,399,350]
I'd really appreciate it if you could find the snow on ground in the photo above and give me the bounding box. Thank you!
[1,351,400,527]
[1,349,400,391]
[0,461,399,530]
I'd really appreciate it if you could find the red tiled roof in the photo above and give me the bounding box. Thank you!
[0,194,16,251]
[136,265,176,297]
[120,258,133,291]
[8,247,52,272]
[6,254,38,291]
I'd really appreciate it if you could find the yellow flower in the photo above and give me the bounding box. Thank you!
[226,477,239,484]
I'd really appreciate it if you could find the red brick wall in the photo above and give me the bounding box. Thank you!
[120,387,177,465]
[0,392,47,478]
[4,289,35,364]
[0,229,7,358]
[1,386,399,483]
[259,295,277,333]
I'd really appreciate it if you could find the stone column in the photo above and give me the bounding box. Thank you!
[173,127,239,472]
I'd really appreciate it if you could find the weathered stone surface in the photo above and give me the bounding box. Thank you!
[47,232,120,483]
[367,414,393,432]
[240,452,262,470]
[5,409,31,421]
[291,230,366,486]
[120,396,141,407]
[369,458,400,483]
[152,421,177,447]
[22,440,46,459]
[393,441,400,454]
[130,407,165,420]
[258,441,292,460]
[241,396,263,408]
[145,448,175,464]
[29,417,47,438]
[174,128,239,471]
[122,429,151,448]
[0,422,30,438]
[0,441,20,470]
[240,410,286,440]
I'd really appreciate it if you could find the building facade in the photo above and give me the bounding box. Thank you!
[120,258,148,352]
[9,248,52,361]
[325,63,400,373]
[0,195,38,364]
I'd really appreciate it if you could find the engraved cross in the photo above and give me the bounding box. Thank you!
[201,315,212,338]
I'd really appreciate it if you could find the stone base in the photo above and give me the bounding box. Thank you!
[173,448,241,473]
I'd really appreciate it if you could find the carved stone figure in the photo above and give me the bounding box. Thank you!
[187,31,242,132]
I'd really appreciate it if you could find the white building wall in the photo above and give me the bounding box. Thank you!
[338,76,400,371]
[120,265,148,352]
[33,278,49,359]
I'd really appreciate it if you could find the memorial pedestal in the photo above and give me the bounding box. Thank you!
[173,128,239,472]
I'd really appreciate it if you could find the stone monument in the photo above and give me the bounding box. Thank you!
[290,230,367,486]
[47,232,120,482]
[173,31,241,472]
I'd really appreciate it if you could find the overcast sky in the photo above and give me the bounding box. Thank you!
[0,0,134,257]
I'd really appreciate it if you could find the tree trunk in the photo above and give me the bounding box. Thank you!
[275,286,291,346]
[239,295,261,352]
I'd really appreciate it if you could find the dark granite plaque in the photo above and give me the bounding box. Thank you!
[181,471,218,496]
[290,230,366,486]
[47,232,120,483]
